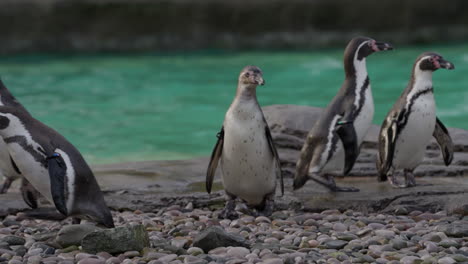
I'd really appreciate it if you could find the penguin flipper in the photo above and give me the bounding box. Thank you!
[20,178,39,209]
[265,125,283,196]
[206,127,224,194]
[47,154,68,216]
[335,121,359,175]
[377,117,398,181]
[433,117,454,166]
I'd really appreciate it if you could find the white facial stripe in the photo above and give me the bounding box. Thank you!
[55,149,75,212]
[353,41,370,108]
[407,55,433,109]
[321,115,342,167]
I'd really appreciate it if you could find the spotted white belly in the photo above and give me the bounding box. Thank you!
[6,143,52,202]
[221,103,276,206]
[321,87,374,173]
[0,138,22,181]
[393,93,436,170]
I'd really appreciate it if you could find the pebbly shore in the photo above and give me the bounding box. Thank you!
[0,206,467,264]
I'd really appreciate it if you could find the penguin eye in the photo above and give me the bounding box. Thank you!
[245,72,250,78]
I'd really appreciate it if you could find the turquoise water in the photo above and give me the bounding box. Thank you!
[0,44,466,164]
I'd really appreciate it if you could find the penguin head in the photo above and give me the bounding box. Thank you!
[345,36,393,61]
[415,52,455,72]
[238,66,265,87]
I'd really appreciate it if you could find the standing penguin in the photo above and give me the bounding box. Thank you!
[0,79,41,208]
[294,37,393,192]
[206,66,283,219]
[377,52,454,187]
[0,106,114,227]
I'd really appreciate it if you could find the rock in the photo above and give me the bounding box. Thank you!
[391,239,408,250]
[192,226,249,252]
[187,247,204,256]
[375,230,395,239]
[158,254,178,262]
[437,257,456,264]
[1,236,25,246]
[81,225,150,254]
[123,251,140,257]
[226,247,250,258]
[437,223,468,238]
[56,225,102,247]
[324,240,348,250]
[183,255,207,264]
[400,256,420,264]
[77,258,105,264]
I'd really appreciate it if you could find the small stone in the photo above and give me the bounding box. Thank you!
[395,207,408,215]
[437,257,456,264]
[333,223,347,232]
[27,255,42,264]
[391,239,408,250]
[56,225,101,248]
[261,258,283,264]
[439,240,459,248]
[400,256,420,264]
[226,247,249,258]
[192,226,249,252]
[171,237,189,249]
[158,254,178,262]
[324,240,348,249]
[255,216,271,223]
[183,255,207,264]
[375,230,395,239]
[1,236,25,246]
[75,253,95,262]
[77,258,105,264]
[187,247,204,256]
[105,257,121,264]
[124,251,140,258]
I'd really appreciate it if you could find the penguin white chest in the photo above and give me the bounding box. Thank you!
[354,87,374,144]
[0,138,21,181]
[221,105,276,206]
[393,92,436,170]
[321,87,374,173]
[7,143,52,202]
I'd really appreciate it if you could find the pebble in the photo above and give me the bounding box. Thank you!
[226,247,250,258]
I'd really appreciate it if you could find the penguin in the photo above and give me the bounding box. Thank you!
[206,66,283,219]
[0,106,114,227]
[377,52,454,187]
[293,37,393,192]
[0,79,42,208]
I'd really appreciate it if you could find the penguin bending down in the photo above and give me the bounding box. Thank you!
[293,37,393,192]
[0,79,42,207]
[0,106,114,227]
[206,66,283,219]
[377,52,455,187]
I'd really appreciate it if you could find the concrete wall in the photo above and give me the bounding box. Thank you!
[0,0,467,54]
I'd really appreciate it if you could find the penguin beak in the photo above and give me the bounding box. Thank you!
[255,76,265,86]
[373,41,393,52]
[438,58,455,70]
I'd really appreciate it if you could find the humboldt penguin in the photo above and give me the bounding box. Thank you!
[0,106,114,227]
[206,65,283,219]
[377,52,454,187]
[0,79,41,207]
[293,37,393,192]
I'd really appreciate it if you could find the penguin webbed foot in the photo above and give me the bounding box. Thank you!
[256,197,274,217]
[310,175,360,192]
[218,199,239,220]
